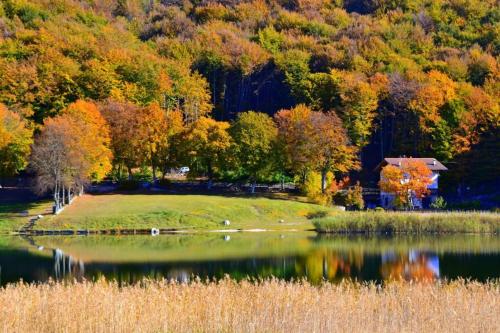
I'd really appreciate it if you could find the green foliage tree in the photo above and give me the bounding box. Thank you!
[230,111,277,193]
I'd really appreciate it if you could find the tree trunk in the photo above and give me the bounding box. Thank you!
[152,162,157,184]
[127,166,133,180]
[321,169,327,194]
[251,179,256,194]
[62,186,65,206]
[207,161,213,190]
[53,182,59,213]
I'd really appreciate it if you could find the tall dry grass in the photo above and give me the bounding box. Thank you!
[314,211,500,234]
[0,278,499,333]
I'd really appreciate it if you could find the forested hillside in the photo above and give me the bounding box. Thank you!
[0,0,498,195]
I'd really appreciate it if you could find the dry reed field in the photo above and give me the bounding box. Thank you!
[0,279,499,333]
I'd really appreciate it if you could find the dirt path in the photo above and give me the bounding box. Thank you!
[19,207,53,233]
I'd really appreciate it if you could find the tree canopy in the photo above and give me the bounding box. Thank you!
[0,0,498,202]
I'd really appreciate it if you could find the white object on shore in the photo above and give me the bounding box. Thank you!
[151,228,160,236]
[223,220,231,226]
[37,246,44,251]
[37,215,44,219]
[224,235,231,241]
[278,219,284,223]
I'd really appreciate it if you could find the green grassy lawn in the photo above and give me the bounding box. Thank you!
[0,201,52,233]
[313,211,500,234]
[32,194,335,231]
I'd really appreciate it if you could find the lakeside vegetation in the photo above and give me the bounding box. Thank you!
[313,211,500,234]
[0,278,498,333]
[2,194,499,234]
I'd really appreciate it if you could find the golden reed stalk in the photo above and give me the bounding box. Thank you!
[0,278,498,333]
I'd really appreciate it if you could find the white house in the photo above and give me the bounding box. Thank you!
[377,157,447,209]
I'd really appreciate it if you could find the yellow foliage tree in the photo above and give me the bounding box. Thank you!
[0,104,33,179]
[179,117,231,188]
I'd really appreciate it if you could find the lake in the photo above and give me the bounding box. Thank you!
[0,233,499,285]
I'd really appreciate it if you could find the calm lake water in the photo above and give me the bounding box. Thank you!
[1,233,499,285]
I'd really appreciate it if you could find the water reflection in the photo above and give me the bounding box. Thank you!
[381,251,439,281]
[53,249,85,281]
[0,234,498,285]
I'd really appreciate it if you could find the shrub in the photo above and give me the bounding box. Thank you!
[306,209,330,219]
[430,196,447,210]
[301,172,332,206]
[344,182,364,210]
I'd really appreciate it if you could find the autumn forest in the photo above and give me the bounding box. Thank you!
[0,0,498,206]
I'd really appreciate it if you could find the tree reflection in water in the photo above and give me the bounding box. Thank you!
[294,249,365,283]
[2,235,499,286]
[294,249,439,283]
[53,248,85,281]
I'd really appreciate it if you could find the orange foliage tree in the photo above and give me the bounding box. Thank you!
[275,104,358,195]
[64,100,113,181]
[30,100,112,211]
[99,100,145,178]
[379,159,433,209]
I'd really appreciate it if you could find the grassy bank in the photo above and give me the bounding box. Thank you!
[0,201,51,233]
[313,211,500,234]
[29,194,334,232]
[0,279,498,333]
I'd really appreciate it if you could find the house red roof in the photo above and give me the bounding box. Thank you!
[377,157,448,171]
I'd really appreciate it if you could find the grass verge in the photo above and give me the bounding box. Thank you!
[313,211,500,234]
[0,278,498,333]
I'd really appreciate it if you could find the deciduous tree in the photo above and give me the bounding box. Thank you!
[0,104,32,181]
[379,159,433,209]
[99,100,144,178]
[178,117,231,188]
[31,100,112,211]
[230,111,277,193]
[275,105,358,196]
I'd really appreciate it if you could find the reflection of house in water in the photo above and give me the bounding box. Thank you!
[381,250,440,281]
[53,249,85,281]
